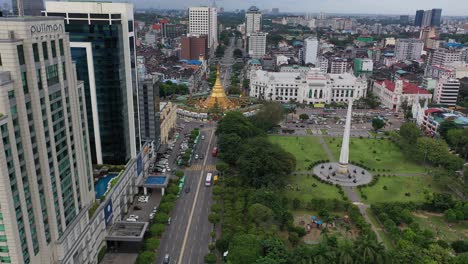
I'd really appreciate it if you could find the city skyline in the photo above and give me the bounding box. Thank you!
[132,0,467,16]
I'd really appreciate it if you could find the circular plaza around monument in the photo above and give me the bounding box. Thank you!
[313,162,373,186]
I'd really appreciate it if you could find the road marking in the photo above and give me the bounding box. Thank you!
[178,128,215,264]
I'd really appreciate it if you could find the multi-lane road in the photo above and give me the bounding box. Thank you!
[155,120,217,264]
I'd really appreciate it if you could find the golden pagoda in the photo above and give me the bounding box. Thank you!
[200,64,238,110]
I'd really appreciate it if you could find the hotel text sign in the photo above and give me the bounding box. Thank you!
[30,24,64,35]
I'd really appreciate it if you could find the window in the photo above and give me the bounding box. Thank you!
[0,246,8,253]
[8,90,14,99]
[0,235,6,242]
[0,256,11,263]
[51,40,56,58]
[17,45,25,65]
[46,65,59,86]
[42,42,48,60]
[37,69,43,90]
[33,43,39,62]
[59,39,64,56]
[21,72,28,94]
[0,224,4,231]
[62,62,66,80]
[128,20,134,32]
[0,53,2,65]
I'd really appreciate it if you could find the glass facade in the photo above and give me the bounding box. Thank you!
[66,22,131,164]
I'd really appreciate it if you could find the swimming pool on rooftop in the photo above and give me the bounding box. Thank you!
[145,176,167,185]
[95,173,118,199]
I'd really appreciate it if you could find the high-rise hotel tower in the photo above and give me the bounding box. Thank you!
[0,17,93,264]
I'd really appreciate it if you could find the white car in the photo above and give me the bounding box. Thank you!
[149,213,155,220]
[129,214,139,220]
[138,196,149,203]
[126,218,137,222]
[166,167,171,172]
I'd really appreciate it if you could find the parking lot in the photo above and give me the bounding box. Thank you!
[279,106,404,136]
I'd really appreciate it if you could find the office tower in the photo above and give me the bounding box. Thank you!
[138,75,160,148]
[44,1,140,165]
[303,36,319,65]
[431,8,442,27]
[248,32,267,59]
[422,10,432,27]
[414,10,424,26]
[394,39,424,60]
[400,15,409,24]
[245,6,262,35]
[433,73,460,106]
[0,16,93,264]
[330,57,348,74]
[11,0,44,16]
[188,7,218,49]
[181,35,208,60]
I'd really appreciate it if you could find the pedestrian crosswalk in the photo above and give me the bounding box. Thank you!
[185,164,217,171]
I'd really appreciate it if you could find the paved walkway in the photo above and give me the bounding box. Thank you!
[318,137,336,161]
[315,139,383,244]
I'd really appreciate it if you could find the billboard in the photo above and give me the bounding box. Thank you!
[104,200,113,227]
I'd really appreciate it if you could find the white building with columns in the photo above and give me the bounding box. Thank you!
[249,68,367,104]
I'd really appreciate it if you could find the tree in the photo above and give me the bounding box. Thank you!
[175,170,184,178]
[144,238,160,251]
[216,162,229,175]
[399,122,421,145]
[217,111,263,138]
[208,213,221,224]
[237,137,296,188]
[228,234,261,264]
[372,118,385,131]
[154,213,169,224]
[250,102,284,131]
[452,240,468,254]
[438,120,459,141]
[149,224,165,236]
[135,251,155,264]
[204,253,217,264]
[233,48,243,58]
[288,232,300,246]
[299,113,309,121]
[248,203,273,225]
[445,209,457,222]
[219,133,243,165]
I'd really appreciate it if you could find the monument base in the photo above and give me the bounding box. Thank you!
[337,163,349,175]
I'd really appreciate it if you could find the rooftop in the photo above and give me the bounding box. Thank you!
[376,80,431,95]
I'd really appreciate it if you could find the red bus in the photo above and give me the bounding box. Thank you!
[212,147,218,157]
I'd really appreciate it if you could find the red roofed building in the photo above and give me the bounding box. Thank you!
[373,79,432,111]
[152,24,161,32]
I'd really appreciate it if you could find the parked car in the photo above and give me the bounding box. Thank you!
[201,135,205,140]
[129,214,139,220]
[152,207,158,213]
[149,213,155,220]
[185,187,191,193]
[126,218,137,222]
[167,217,171,225]
[194,154,199,160]
[134,206,142,210]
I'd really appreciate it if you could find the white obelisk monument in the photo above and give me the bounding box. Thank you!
[338,100,353,174]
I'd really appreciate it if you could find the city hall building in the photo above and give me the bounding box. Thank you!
[249,68,368,104]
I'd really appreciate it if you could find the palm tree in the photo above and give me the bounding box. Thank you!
[338,241,355,264]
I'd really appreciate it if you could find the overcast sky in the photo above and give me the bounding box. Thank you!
[131,0,468,16]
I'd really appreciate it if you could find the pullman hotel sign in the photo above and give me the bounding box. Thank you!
[30,23,64,41]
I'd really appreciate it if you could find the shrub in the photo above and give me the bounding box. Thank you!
[208,243,216,251]
[204,253,217,264]
[149,224,166,237]
[135,251,155,264]
[288,232,300,246]
[144,238,160,251]
[155,213,169,224]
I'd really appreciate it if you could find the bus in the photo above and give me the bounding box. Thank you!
[212,147,218,157]
[205,173,213,187]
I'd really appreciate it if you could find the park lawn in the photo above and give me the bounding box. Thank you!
[285,174,343,203]
[325,137,425,173]
[359,176,443,204]
[412,211,468,242]
[269,135,328,171]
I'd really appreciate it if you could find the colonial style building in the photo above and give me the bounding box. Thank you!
[249,68,367,104]
[373,79,431,111]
